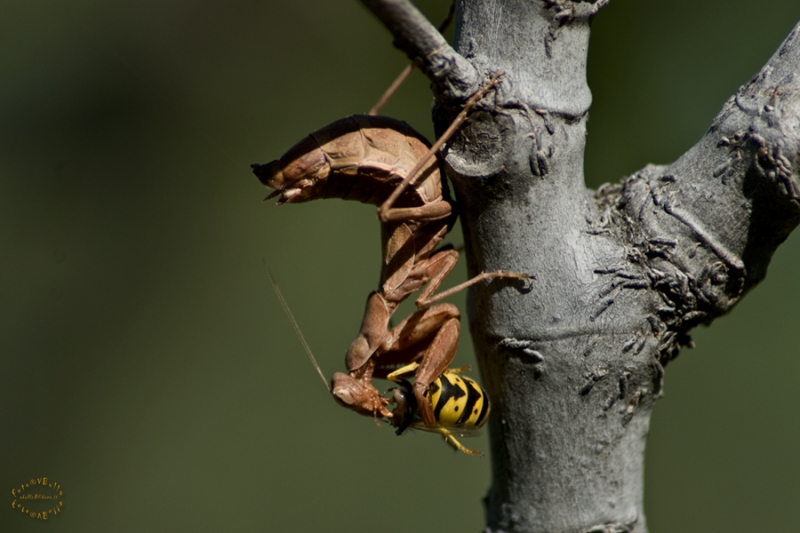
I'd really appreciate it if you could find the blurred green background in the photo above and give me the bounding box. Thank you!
[1,1,799,531]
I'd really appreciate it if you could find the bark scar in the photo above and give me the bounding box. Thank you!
[647,179,745,272]
[498,338,544,364]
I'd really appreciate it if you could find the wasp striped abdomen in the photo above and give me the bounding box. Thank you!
[428,372,490,429]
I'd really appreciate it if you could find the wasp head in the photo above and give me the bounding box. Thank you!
[388,380,417,436]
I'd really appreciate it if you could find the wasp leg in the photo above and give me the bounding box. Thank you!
[435,427,483,456]
[446,365,472,374]
[386,362,420,382]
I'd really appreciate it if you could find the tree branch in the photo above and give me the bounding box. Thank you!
[359,0,479,103]
[451,5,800,533]
[357,1,800,532]
[599,21,800,360]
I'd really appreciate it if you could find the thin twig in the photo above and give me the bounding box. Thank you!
[360,0,476,102]
[368,1,456,116]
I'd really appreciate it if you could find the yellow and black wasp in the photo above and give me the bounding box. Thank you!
[387,362,490,456]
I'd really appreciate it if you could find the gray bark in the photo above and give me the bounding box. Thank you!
[362,1,800,532]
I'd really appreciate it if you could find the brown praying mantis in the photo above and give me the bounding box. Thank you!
[254,73,530,454]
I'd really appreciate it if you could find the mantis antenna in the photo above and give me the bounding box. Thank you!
[265,266,331,392]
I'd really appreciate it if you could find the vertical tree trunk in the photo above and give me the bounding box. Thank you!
[361,1,800,531]
[445,2,651,531]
